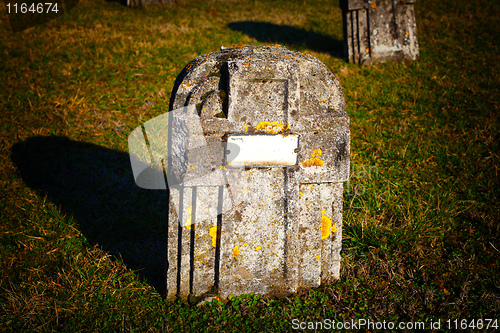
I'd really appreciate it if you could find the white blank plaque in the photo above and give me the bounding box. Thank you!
[225,134,299,167]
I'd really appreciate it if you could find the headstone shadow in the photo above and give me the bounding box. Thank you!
[227,21,344,58]
[11,136,168,295]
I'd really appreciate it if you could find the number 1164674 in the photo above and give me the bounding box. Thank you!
[446,319,498,330]
[6,3,59,14]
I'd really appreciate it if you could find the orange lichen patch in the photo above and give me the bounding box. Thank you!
[406,31,410,36]
[233,245,240,258]
[316,255,320,260]
[320,99,326,103]
[311,148,322,157]
[366,47,370,53]
[242,62,249,66]
[181,80,198,88]
[256,121,289,134]
[302,157,324,167]
[321,209,332,240]
[371,2,376,8]
[209,225,219,247]
[256,246,262,251]
[248,57,255,60]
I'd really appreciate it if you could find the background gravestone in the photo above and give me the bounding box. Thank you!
[340,0,419,65]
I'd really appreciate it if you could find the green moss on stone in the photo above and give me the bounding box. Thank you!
[207,72,221,78]
[196,102,203,116]
[201,90,216,101]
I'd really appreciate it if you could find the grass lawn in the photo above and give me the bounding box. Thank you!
[1,0,499,331]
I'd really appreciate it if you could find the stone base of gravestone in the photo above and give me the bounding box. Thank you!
[128,0,175,8]
[340,0,419,65]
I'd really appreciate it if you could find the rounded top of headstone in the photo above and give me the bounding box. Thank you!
[173,44,321,77]
[169,44,346,127]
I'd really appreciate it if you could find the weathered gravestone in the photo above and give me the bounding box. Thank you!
[340,0,419,65]
[129,45,350,301]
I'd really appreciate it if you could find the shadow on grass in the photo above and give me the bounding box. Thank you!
[11,136,168,295]
[227,21,344,58]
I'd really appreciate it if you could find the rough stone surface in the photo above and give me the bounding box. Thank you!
[166,45,350,301]
[340,0,419,65]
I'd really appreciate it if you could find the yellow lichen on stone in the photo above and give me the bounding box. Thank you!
[244,243,248,246]
[302,157,324,167]
[219,165,225,170]
[185,206,195,230]
[311,148,322,157]
[209,225,218,247]
[241,188,248,193]
[316,255,320,260]
[256,246,262,251]
[321,209,332,240]
[299,192,304,197]
[233,245,240,258]
[185,216,192,229]
[332,226,337,232]
[256,121,289,134]
[187,165,195,170]
[243,124,248,132]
